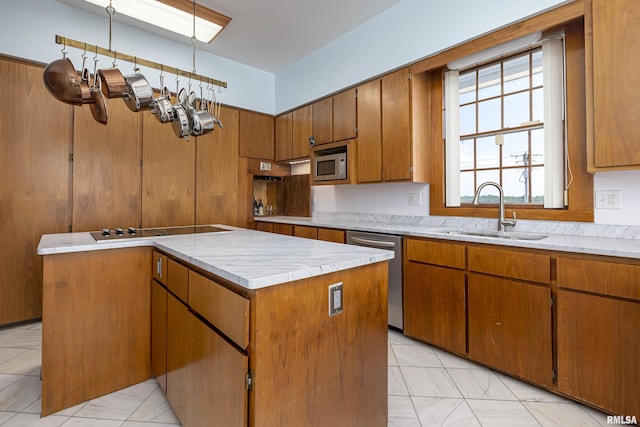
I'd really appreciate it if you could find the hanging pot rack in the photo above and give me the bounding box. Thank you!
[54,34,227,89]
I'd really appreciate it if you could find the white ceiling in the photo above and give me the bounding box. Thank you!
[61,0,403,73]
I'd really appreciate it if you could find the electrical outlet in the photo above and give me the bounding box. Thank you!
[409,193,422,206]
[328,282,343,316]
[259,161,272,171]
[595,190,622,209]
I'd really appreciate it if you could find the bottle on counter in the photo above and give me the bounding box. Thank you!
[258,199,264,216]
[253,198,259,216]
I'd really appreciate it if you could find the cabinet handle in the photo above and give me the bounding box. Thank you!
[156,257,162,277]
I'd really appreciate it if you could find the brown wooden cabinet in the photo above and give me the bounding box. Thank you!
[467,246,552,388]
[556,255,640,416]
[356,79,382,183]
[0,58,71,326]
[333,88,357,142]
[356,68,430,183]
[166,291,191,422]
[317,227,345,243]
[588,0,640,169]
[41,247,152,416]
[239,110,274,159]
[468,273,553,388]
[293,225,318,239]
[73,95,142,231]
[404,238,466,354]
[313,97,333,145]
[275,105,312,162]
[142,112,195,227]
[196,107,240,227]
[151,280,168,393]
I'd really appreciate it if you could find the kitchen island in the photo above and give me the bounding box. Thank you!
[37,226,393,426]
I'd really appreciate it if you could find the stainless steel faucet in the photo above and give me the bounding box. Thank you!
[472,181,517,231]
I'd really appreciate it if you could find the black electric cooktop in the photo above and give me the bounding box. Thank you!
[91,225,228,242]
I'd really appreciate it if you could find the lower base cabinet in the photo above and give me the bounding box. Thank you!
[404,262,466,354]
[467,273,553,388]
[557,289,640,416]
[152,250,388,427]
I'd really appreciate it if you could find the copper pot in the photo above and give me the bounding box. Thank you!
[43,58,84,105]
[97,68,127,99]
[79,68,94,105]
[89,74,108,125]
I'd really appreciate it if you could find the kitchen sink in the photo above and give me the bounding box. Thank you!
[443,229,548,241]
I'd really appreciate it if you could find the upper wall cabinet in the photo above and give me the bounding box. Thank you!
[311,89,357,147]
[239,110,274,160]
[356,68,431,183]
[333,88,357,142]
[312,97,333,145]
[588,0,640,170]
[275,105,312,162]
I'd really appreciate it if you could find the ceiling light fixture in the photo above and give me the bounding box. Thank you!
[80,0,231,43]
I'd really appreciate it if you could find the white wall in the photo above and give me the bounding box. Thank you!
[275,0,568,113]
[313,183,429,216]
[0,0,275,114]
[594,171,640,225]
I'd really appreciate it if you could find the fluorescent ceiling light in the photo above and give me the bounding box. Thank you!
[81,0,231,43]
[447,31,542,71]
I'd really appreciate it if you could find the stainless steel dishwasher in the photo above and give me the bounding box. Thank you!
[346,230,403,330]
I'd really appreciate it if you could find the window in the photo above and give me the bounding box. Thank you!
[444,34,566,209]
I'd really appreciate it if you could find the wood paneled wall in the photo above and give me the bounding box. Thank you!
[0,56,244,326]
[0,58,72,325]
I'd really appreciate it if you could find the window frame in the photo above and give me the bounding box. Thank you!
[409,7,593,222]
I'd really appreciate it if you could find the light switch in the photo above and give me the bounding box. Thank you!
[328,282,343,316]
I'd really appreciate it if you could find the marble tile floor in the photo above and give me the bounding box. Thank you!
[0,321,609,426]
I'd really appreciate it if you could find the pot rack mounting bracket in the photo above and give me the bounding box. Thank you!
[54,35,227,89]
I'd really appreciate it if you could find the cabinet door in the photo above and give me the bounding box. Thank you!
[592,0,640,168]
[239,110,274,159]
[317,227,345,243]
[196,107,240,227]
[275,112,293,161]
[313,97,333,145]
[356,79,382,183]
[151,281,167,393]
[73,94,142,231]
[292,105,312,158]
[382,68,412,181]
[0,59,71,325]
[557,289,640,416]
[273,223,293,235]
[333,88,357,142]
[404,262,466,354]
[293,225,318,239]
[187,314,248,427]
[142,112,195,227]
[468,273,553,387]
[166,295,191,422]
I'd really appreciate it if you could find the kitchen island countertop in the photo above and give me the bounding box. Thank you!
[37,225,393,289]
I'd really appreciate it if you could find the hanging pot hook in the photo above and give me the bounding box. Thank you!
[112,50,118,68]
[60,38,68,58]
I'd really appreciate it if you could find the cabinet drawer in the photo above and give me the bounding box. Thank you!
[317,228,345,244]
[468,246,550,284]
[294,225,318,239]
[188,271,250,349]
[406,238,465,269]
[557,256,640,301]
[168,259,189,303]
[273,223,293,235]
[153,251,168,285]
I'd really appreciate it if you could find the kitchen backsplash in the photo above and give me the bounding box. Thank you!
[312,182,430,216]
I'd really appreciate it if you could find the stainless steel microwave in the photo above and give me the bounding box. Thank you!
[313,151,347,182]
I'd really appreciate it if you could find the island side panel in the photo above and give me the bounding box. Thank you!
[41,247,152,416]
[251,261,388,427]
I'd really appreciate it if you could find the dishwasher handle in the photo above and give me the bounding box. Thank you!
[349,236,396,249]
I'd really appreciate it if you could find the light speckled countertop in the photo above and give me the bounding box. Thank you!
[255,212,640,260]
[37,226,393,289]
